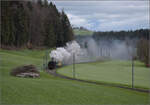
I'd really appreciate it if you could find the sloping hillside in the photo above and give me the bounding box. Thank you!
[73,29,93,36]
[0,49,149,104]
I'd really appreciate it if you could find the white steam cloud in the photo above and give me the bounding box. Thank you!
[50,41,83,64]
[50,38,136,65]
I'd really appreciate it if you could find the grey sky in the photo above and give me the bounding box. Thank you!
[51,0,149,31]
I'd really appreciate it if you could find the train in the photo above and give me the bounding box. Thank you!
[48,58,62,70]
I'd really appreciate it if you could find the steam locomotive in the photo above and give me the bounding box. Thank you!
[48,58,62,70]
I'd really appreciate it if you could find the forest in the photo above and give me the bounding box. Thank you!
[76,29,149,67]
[93,29,149,66]
[92,29,149,41]
[1,0,74,49]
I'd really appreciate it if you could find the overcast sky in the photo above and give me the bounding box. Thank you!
[50,0,149,31]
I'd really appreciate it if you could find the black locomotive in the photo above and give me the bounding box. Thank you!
[48,58,56,70]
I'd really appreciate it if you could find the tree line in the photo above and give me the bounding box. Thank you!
[1,0,74,49]
[92,29,149,67]
[92,29,149,41]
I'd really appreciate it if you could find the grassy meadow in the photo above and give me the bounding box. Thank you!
[58,60,150,89]
[0,49,149,104]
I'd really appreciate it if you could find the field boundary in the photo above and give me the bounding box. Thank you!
[46,69,149,93]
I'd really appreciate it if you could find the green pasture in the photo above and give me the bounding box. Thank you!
[58,60,150,89]
[0,49,149,104]
[73,29,93,36]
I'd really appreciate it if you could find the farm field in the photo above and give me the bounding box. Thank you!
[58,60,150,89]
[73,29,93,36]
[0,49,149,104]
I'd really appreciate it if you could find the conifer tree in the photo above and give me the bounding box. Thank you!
[61,10,74,45]
[1,1,74,48]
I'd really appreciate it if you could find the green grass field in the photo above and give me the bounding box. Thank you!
[58,61,150,89]
[73,29,93,36]
[0,49,149,104]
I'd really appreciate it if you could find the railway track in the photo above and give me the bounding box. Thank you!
[46,69,149,93]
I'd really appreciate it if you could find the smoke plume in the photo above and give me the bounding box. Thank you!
[50,37,136,65]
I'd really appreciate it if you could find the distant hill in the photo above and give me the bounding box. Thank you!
[73,29,93,36]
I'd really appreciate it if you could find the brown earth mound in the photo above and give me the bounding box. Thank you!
[10,65,40,78]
